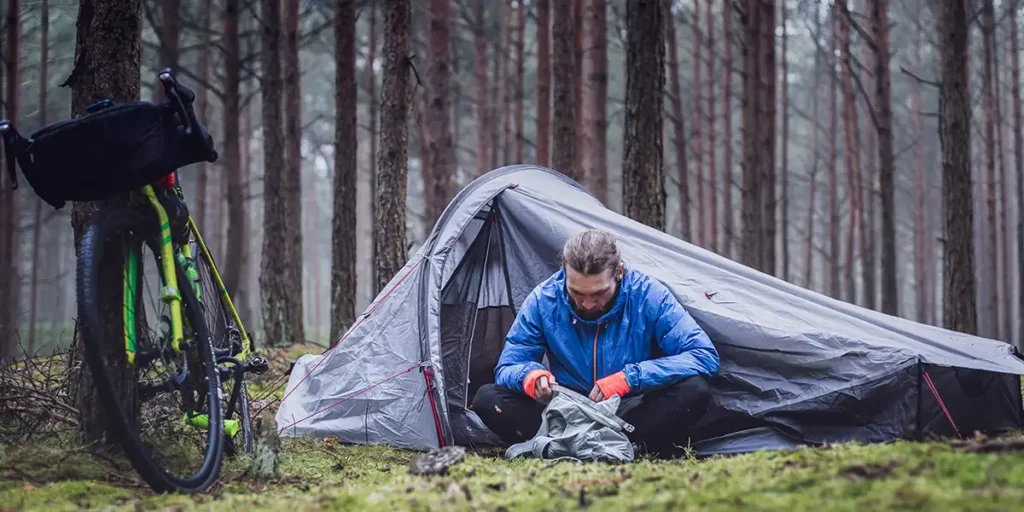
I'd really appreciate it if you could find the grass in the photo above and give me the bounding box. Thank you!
[4,344,1024,511]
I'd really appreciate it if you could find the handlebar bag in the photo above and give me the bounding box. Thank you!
[14,101,214,210]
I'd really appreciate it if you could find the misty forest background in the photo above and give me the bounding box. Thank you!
[0,0,1020,359]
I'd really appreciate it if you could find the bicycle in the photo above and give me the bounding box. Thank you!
[0,68,268,493]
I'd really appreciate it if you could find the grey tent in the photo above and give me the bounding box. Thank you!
[275,165,1024,455]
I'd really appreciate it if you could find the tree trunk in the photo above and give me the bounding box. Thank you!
[259,0,290,347]
[195,0,211,233]
[552,0,578,179]
[221,0,244,302]
[759,0,777,274]
[837,0,860,304]
[779,0,788,278]
[584,0,607,203]
[331,0,357,344]
[804,0,821,290]
[152,0,179,102]
[0,0,20,358]
[980,0,999,338]
[68,0,143,442]
[535,0,551,166]
[375,0,411,293]
[913,25,927,323]
[424,0,456,229]
[993,9,1012,342]
[722,0,734,257]
[489,11,502,170]
[706,0,717,253]
[514,1,525,163]
[28,0,49,353]
[282,0,305,343]
[502,0,513,164]
[828,5,840,299]
[664,0,689,240]
[692,1,704,246]
[622,0,664,231]
[940,0,976,335]
[367,0,378,294]
[474,0,489,175]
[871,0,897,315]
[573,0,584,178]
[741,0,775,273]
[1011,5,1024,349]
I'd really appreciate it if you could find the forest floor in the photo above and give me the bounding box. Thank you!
[3,344,1024,511]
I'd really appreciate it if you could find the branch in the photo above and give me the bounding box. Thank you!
[900,66,941,89]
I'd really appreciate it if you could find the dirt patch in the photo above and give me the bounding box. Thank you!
[839,459,902,480]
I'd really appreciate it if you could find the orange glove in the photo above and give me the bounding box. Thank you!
[595,371,630,399]
[523,369,555,399]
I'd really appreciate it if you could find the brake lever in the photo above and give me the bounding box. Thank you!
[0,121,20,191]
[159,71,193,136]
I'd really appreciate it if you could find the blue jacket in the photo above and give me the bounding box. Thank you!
[494,267,720,396]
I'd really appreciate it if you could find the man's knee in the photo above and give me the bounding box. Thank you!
[661,375,712,413]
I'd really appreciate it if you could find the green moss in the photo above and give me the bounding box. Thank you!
[4,435,1024,511]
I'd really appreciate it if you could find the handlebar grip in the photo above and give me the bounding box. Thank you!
[158,67,195,104]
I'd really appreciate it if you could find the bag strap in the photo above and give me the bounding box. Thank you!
[552,385,635,433]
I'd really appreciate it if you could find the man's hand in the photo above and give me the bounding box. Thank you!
[588,385,605,402]
[535,375,555,403]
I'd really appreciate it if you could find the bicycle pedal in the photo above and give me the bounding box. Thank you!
[246,356,270,374]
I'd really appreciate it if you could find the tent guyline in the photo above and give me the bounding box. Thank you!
[276,165,1024,455]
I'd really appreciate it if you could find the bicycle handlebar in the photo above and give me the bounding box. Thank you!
[158,67,217,162]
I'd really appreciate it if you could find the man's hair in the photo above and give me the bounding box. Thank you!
[562,229,621,276]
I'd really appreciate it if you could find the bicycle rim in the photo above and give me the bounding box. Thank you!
[76,207,224,493]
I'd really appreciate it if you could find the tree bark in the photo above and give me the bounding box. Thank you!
[259,0,290,347]
[0,0,20,358]
[375,0,411,293]
[779,0,788,278]
[741,0,776,273]
[706,0,717,253]
[474,0,489,175]
[584,0,607,203]
[981,0,999,338]
[535,0,551,166]
[68,0,143,442]
[939,0,977,335]
[221,0,244,303]
[195,0,211,234]
[282,0,305,343]
[828,5,840,299]
[367,0,378,293]
[1011,5,1024,349]
[552,0,578,179]
[28,0,49,353]
[331,0,357,344]
[622,0,664,231]
[837,0,861,304]
[870,0,897,315]
[804,0,821,290]
[692,0,704,246]
[664,0,689,240]
[573,0,584,177]
[722,0,734,257]
[514,1,525,163]
[502,0,513,164]
[424,0,456,229]
[993,8,1012,342]
[759,0,777,275]
[913,24,928,323]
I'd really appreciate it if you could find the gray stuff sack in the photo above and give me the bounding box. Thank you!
[504,384,636,463]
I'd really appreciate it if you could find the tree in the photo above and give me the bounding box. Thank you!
[664,0,689,240]
[283,0,306,345]
[424,0,456,228]
[28,0,49,353]
[870,0,898,315]
[535,0,551,166]
[375,0,412,293]
[622,0,665,231]
[66,0,143,441]
[552,0,577,179]
[981,0,998,336]
[583,0,608,203]
[331,0,357,343]
[1010,3,1024,348]
[741,0,776,273]
[939,0,976,335]
[221,0,245,303]
[473,0,489,175]
[259,0,290,347]
[0,0,20,359]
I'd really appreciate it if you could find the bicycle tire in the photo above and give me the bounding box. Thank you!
[77,206,225,493]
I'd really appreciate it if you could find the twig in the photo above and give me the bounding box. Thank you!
[901,66,941,89]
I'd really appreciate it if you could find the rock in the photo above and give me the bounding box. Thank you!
[408,446,467,476]
[252,411,281,479]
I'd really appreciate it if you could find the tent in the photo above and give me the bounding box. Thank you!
[275,165,1024,455]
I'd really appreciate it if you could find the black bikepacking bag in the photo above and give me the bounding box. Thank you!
[9,100,211,210]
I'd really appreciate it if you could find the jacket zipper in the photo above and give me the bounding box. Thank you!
[592,323,602,384]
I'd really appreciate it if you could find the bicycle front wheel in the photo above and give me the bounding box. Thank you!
[76,206,225,493]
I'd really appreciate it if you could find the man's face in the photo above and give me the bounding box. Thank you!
[565,265,622,320]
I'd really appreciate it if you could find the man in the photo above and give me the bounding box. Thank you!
[472,229,719,456]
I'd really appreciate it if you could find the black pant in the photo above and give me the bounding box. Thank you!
[471,375,712,456]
